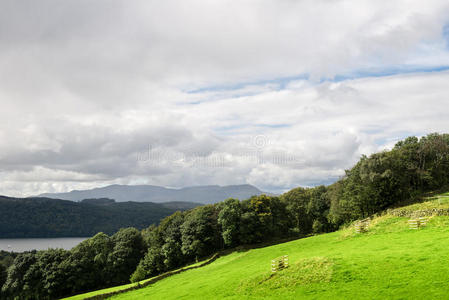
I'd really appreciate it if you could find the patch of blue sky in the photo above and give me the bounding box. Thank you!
[178,90,267,105]
[181,63,449,106]
[184,73,309,94]
[213,124,249,135]
[214,123,291,133]
[310,177,341,187]
[253,123,291,129]
[362,126,388,135]
[374,137,398,147]
[328,65,449,83]
[215,124,246,131]
[443,23,449,49]
[178,82,298,105]
[279,177,340,192]
[373,130,426,147]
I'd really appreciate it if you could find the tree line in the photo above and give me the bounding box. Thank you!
[1,228,146,299]
[2,133,449,299]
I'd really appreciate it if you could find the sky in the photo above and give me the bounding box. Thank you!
[1,0,449,196]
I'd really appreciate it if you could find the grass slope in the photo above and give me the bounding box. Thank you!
[63,259,210,300]
[73,193,449,299]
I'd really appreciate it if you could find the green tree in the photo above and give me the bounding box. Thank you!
[218,198,242,247]
[130,247,165,282]
[108,227,146,284]
[36,249,71,299]
[307,185,331,233]
[181,205,221,260]
[1,251,38,299]
[281,188,313,234]
[63,233,113,293]
[326,181,347,226]
[268,196,291,237]
[159,212,185,270]
[0,263,6,291]
[250,195,273,236]
[238,210,260,244]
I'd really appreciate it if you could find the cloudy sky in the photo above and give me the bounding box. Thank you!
[1,0,449,196]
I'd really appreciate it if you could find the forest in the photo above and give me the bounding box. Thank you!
[1,133,449,300]
[0,197,198,238]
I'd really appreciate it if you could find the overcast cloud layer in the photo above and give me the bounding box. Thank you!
[1,0,449,196]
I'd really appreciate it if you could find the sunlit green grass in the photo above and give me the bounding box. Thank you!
[70,193,449,299]
[63,259,209,300]
[64,283,138,300]
[399,193,449,210]
[111,219,449,299]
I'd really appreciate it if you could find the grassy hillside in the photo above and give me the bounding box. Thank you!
[71,192,449,299]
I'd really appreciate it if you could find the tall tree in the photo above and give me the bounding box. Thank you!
[250,195,274,236]
[1,252,38,299]
[281,188,313,234]
[130,246,165,283]
[306,185,330,233]
[36,249,71,299]
[63,232,113,292]
[218,198,242,247]
[108,227,146,284]
[160,212,185,269]
[181,205,221,260]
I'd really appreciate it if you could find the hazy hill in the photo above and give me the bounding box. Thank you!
[0,196,199,238]
[38,184,265,204]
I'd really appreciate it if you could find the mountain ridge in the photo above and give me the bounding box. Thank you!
[38,184,266,204]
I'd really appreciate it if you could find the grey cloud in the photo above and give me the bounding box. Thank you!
[1,1,449,196]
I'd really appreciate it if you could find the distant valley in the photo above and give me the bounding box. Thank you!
[1,184,266,239]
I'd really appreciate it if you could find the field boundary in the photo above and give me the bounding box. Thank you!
[388,207,449,218]
[82,253,220,300]
[67,236,308,300]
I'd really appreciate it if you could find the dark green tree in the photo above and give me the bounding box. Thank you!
[1,251,38,299]
[160,212,185,270]
[0,263,6,291]
[238,210,260,244]
[218,198,242,247]
[249,195,273,237]
[63,233,113,293]
[268,196,291,237]
[108,227,146,284]
[281,188,313,234]
[181,205,221,260]
[36,249,71,299]
[307,185,331,233]
[130,247,165,282]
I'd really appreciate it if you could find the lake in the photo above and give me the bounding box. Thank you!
[0,237,88,252]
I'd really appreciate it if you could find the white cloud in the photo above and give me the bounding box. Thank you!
[0,1,449,196]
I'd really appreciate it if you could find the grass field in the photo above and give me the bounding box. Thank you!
[63,259,210,300]
[69,194,449,299]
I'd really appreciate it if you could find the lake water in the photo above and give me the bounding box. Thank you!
[0,237,88,252]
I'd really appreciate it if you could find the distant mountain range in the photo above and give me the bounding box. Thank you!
[38,184,266,204]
